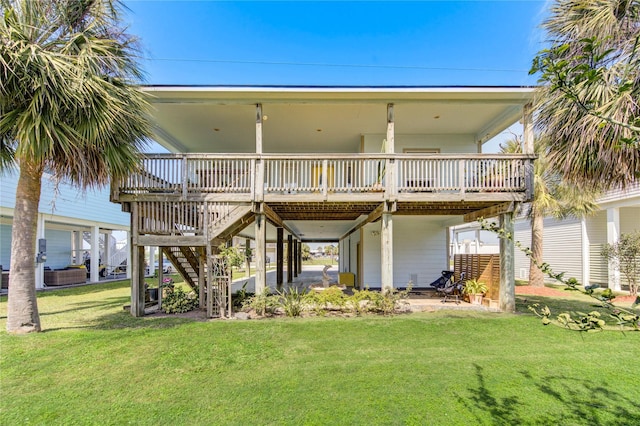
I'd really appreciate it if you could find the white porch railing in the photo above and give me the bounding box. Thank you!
[115,153,533,197]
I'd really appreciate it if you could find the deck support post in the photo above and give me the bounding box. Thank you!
[276,228,284,290]
[245,238,252,279]
[386,103,396,198]
[499,211,516,312]
[287,234,293,283]
[130,203,145,317]
[255,211,267,294]
[606,207,621,291]
[131,244,145,317]
[297,241,303,275]
[198,247,205,309]
[293,239,298,277]
[381,202,394,290]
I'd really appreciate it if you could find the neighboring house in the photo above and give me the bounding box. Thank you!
[513,182,640,290]
[110,86,536,317]
[0,169,131,288]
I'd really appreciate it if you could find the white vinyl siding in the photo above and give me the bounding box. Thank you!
[361,216,447,288]
[543,217,583,283]
[513,220,532,280]
[513,217,583,283]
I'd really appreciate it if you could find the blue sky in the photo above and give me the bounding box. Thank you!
[123,1,548,87]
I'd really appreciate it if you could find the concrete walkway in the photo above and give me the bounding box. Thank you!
[231,264,340,293]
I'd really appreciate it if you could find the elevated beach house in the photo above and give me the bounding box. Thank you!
[111,86,535,317]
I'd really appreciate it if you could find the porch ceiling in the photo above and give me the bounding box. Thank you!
[145,86,534,153]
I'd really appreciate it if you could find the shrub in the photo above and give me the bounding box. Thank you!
[243,290,279,316]
[162,286,198,314]
[304,286,347,315]
[278,287,306,317]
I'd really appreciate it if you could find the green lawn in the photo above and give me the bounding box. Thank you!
[1,282,638,425]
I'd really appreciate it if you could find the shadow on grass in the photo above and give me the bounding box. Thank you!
[459,364,640,425]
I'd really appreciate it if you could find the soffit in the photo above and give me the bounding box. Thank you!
[145,86,534,153]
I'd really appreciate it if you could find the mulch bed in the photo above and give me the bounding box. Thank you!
[516,285,638,305]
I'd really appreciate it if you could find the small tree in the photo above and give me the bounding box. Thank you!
[601,231,640,297]
[218,244,245,280]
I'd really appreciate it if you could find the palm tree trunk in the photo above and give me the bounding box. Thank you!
[6,161,43,333]
[529,209,545,288]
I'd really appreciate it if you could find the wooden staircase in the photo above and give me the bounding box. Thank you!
[161,204,254,292]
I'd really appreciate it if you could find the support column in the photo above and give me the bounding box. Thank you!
[255,212,267,294]
[607,207,621,291]
[149,246,156,277]
[381,205,394,291]
[499,212,516,312]
[255,104,264,202]
[581,218,590,287]
[35,214,45,289]
[90,225,100,283]
[523,103,534,154]
[386,103,396,197]
[130,203,144,317]
[293,239,298,277]
[245,238,252,279]
[103,231,111,275]
[287,234,293,283]
[198,247,205,309]
[523,103,535,201]
[297,241,302,274]
[131,245,145,317]
[125,231,132,279]
[276,228,284,289]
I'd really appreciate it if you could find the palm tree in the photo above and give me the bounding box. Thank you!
[531,0,640,191]
[501,138,598,287]
[0,0,150,333]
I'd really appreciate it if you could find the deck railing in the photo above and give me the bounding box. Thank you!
[115,153,534,198]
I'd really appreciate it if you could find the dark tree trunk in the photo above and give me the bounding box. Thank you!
[7,161,43,333]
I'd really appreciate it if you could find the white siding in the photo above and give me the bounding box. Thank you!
[361,216,447,288]
[513,220,532,280]
[543,217,583,283]
[513,217,583,283]
[362,133,476,154]
[620,207,640,234]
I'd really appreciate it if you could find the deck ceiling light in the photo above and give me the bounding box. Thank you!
[433,115,440,119]
[316,128,322,132]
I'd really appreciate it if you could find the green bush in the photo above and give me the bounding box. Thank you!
[243,290,279,316]
[278,287,306,317]
[304,286,347,315]
[162,287,198,314]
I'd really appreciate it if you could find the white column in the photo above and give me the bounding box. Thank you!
[149,246,156,277]
[125,230,132,279]
[381,210,393,290]
[606,207,621,291]
[522,103,534,154]
[35,214,45,289]
[581,218,590,287]
[103,231,111,275]
[255,212,267,294]
[90,225,100,283]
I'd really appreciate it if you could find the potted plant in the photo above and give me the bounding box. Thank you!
[463,279,488,305]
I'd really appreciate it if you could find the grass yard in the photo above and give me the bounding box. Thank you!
[1,281,638,425]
